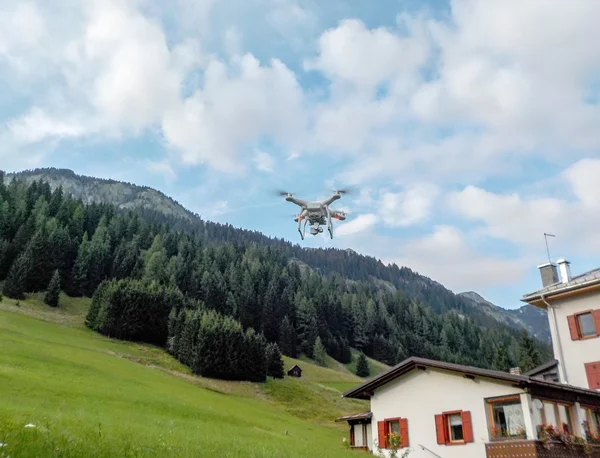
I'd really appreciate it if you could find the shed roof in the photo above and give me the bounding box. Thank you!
[523,359,558,377]
[335,411,372,422]
[342,356,600,407]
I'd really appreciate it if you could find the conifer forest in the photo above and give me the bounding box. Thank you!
[0,171,550,381]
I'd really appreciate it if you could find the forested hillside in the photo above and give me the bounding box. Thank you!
[0,170,551,375]
[6,168,549,338]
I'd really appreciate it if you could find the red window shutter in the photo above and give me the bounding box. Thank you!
[586,362,600,390]
[593,310,600,336]
[462,411,474,443]
[400,418,409,447]
[435,414,446,444]
[568,315,580,340]
[377,421,386,448]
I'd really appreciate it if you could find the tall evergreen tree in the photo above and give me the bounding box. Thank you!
[44,269,61,307]
[3,251,31,299]
[278,315,297,357]
[265,342,284,379]
[313,336,327,366]
[517,329,542,372]
[492,343,513,372]
[356,353,370,377]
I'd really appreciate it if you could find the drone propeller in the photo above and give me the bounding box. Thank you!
[332,186,356,195]
[274,188,295,196]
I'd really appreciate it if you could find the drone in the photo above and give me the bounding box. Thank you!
[277,189,349,240]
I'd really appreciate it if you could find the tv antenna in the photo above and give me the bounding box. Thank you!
[544,232,555,264]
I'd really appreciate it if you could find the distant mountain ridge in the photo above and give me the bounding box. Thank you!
[5,168,196,222]
[5,167,550,344]
[458,291,550,344]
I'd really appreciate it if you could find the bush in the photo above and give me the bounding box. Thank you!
[86,279,186,345]
[168,308,270,382]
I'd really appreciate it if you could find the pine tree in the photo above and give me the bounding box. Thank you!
[492,343,512,372]
[313,336,327,366]
[517,329,542,372]
[356,353,370,377]
[278,315,297,357]
[3,251,32,299]
[44,269,61,307]
[265,342,284,379]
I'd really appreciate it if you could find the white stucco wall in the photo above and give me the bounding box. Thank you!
[547,291,600,390]
[369,368,526,458]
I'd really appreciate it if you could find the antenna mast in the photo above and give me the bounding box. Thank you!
[544,232,555,264]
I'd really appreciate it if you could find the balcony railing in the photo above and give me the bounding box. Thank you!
[486,439,600,458]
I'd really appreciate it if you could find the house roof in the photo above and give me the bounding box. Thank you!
[335,411,372,422]
[521,267,600,305]
[287,364,301,371]
[523,359,558,377]
[342,357,600,407]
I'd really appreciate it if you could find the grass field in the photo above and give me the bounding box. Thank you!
[0,294,370,457]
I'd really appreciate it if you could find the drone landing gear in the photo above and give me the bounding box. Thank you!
[298,219,308,240]
[326,207,333,239]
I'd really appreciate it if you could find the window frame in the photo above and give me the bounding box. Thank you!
[443,410,465,445]
[576,310,597,339]
[485,395,526,441]
[582,405,600,438]
[536,398,576,434]
[381,417,409,449]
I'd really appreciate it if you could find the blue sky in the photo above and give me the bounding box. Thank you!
[2,0,600,309]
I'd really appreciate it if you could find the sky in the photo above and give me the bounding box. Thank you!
[2,0,600,310]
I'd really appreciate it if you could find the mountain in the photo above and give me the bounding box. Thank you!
[5,168,195,222]
[458,291,550,344]
[3,168,551,358]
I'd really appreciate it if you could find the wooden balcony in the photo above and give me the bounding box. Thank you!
[486,439,600,458]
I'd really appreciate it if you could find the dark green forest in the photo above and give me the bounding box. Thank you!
[0,171,550,380]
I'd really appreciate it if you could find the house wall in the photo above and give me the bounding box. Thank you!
[548,290,600,390]
[370,368,526,458]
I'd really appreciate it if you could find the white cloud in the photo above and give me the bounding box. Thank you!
[223,26,242,56]
[305,18,429,89]
[446,158,600,253]
[162,53,306,171]
[145,159,177,183]
[253,150,275,173]
[336,213,378,237]
[390,225,526,291]
[379,184,439,227]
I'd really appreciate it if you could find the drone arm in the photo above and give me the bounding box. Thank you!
[321,193,341,207]
[286,196,308,207]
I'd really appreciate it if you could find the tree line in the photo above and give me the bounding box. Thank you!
[0,172,549,377]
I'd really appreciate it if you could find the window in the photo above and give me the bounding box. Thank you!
[568,310,600,340]
[535,399,575,434]
[579,313,596,338]
[447,413,464,442]
[486,396,525,439]
[377,418,408,449]
[583,407,600,438]
[435,411,473,445]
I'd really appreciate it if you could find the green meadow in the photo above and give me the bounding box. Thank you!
[0,295,373,457]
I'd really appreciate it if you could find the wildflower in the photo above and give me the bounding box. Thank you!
[0,442,6,447]
[24,424,36,428]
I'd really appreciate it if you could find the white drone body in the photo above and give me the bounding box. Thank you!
[279,190,347,240]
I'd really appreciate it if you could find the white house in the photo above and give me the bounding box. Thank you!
[338,357,600,457]
[521,259,600,391]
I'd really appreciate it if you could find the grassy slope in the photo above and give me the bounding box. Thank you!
[0,295,368,457]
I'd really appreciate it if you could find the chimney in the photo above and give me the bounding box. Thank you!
[509,367,521,375]
[537,262,559,287]
[556,259,571,284]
